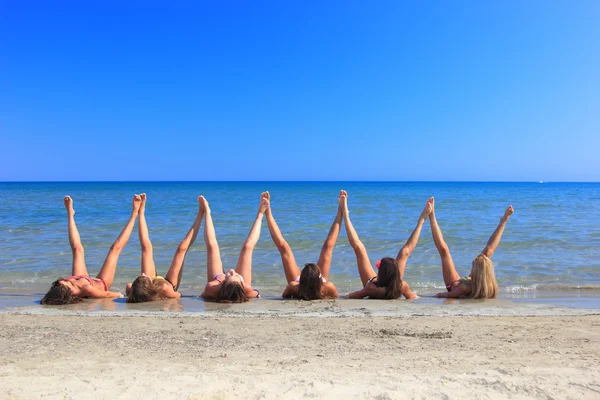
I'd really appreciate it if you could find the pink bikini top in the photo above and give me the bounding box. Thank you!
[65,275,107,291]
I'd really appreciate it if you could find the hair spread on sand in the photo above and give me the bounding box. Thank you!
[127,276,168,303]
[470,254,498,299]
[375,257,402,299]
[41,280,84,305]
[217,280,249,303]
[298,263,323,300]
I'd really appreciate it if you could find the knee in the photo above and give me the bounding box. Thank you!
[321,241,335,254]
[437,243,450,256]
[276,241,291,254]
[205,239,219,250]
[400,246,411,259]
[110,243,124,252]
[140,242,153,253]
[176,243,189,254]
[241,242,254,253]
[351,241,366,253]
[71,244,84,254]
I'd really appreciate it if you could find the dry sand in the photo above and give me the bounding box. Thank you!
[1,311,599,399]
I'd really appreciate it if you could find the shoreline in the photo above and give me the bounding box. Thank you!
[1,294,599,318]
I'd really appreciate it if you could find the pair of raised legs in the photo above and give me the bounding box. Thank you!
[200,194,269,300]
[265,191,341,299]
[343,191,428,299]
[63,195,141,298]
[128,194,204,298]
[429,198,514,297]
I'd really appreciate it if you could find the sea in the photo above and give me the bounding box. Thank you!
[1,182,599,312]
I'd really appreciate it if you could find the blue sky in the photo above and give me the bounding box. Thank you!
[1,1,598,181]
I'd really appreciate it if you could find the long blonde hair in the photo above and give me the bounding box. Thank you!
[470,254,498,299]
[127,276,168,303]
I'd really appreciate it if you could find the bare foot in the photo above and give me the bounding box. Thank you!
[421,197,434,219]
[199,196,210,214]
[428,197,435,216]
[339,190,348,213]
[502,205,514,221]
[262,191,270,202]
[258,195,269,214]
[64,196,75,215]
[139,193,147,214]
[132,194,142,213]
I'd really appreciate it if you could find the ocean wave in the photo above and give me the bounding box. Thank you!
[504,283,600,292]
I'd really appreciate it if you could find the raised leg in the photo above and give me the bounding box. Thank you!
[481,206,515,258]
[200,196,223,282]
[428,198,460,287]
[165,196,204,291]
[316,191,343,281]
[64,196,88,277]
[395,198,432,280]
[264,192,300,283]
[137,193,156,277]
[234,195,268,287]
[96,195,141,289]
[340,190,376,286]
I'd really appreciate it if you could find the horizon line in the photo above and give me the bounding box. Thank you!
[1,180,598,184]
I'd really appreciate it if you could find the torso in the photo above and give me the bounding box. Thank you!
[66,276,105,293]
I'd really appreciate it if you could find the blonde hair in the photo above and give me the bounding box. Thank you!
[470,254,498,299]
[127,276,168,303]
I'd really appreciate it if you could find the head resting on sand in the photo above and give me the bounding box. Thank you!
[41,279,84,305]
[127,275,168,303]
[375,257,402,299]
[470,254,498,299]
[298,263,323,300]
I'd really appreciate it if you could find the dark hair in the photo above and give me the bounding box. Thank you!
[298,263,322,300]
[217,280,249,303]
[375,257,402,299]
[127,276,166,303]
[41,280,84,305]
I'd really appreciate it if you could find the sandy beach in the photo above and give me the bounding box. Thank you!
[1,306,599,399]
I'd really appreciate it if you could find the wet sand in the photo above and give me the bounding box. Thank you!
[1,303,599,399]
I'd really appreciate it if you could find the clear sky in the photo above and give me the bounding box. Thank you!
[1,1,598,181]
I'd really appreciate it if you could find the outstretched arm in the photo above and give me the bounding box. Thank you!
[395,199,432,279]
[481,206,514,259]
[340,191,376,286]
[401,281,418,300]
[235,196,269,287]
[64,196,89,277]
[96,195,141,289]
[83,286,124,299]
[264,192,300,283]
[165,197,204,291]
[317,197,343,282]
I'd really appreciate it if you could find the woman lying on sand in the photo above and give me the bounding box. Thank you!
[265,191,340,300]
[126,194,204,302]
[200,194,267,302]
[41,195,140,305]
[343,191,430,300]
[430,198,514,299]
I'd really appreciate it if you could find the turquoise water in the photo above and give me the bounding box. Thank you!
[0,182,599,299]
